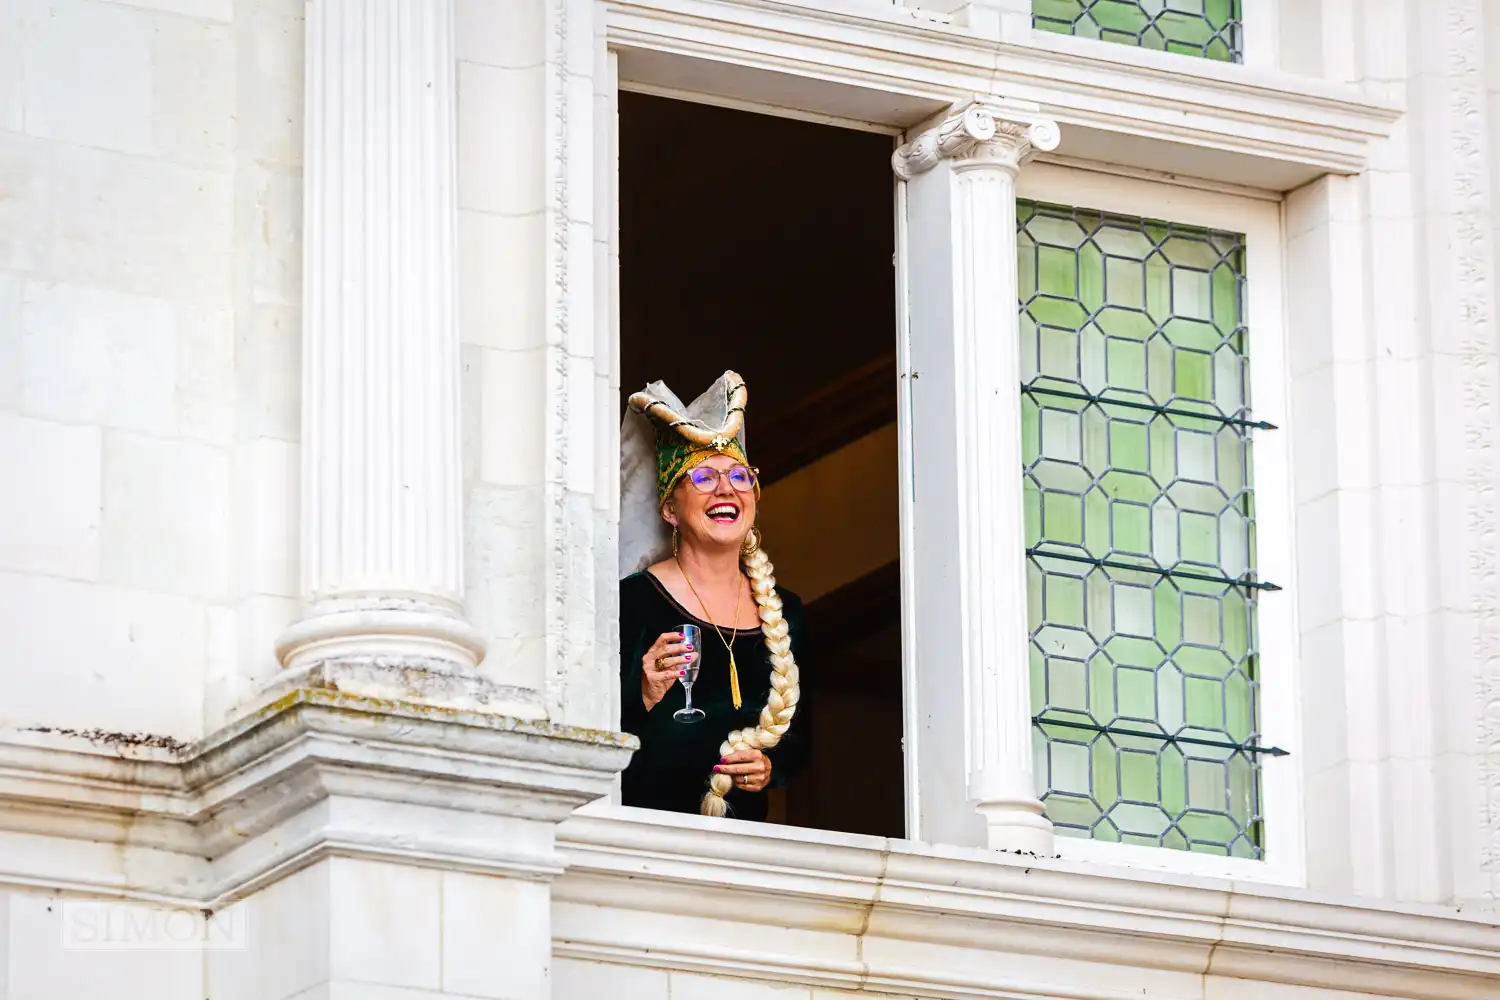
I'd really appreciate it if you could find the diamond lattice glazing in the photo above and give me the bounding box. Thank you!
[1032,0,1242,63]
[1018,199,1265,858]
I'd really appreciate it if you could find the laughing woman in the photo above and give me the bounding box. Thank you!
[617,371,809,820]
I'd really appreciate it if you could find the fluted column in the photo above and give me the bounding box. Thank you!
[896,98,1058,854]
[274,0,486,693]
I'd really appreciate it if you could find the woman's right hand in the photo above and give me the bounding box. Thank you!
[642,631,694,711]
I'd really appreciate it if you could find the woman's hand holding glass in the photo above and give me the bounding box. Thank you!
[641,631,695,711]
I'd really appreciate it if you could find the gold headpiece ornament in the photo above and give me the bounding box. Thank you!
[627,371,756,507]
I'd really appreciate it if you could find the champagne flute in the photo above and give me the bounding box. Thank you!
[673,624,705,722]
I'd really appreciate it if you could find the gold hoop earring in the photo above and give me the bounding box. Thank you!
[741,526,760,556]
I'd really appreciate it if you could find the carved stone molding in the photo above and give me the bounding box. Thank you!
[891,97,1061,179]
[0,691,636,904]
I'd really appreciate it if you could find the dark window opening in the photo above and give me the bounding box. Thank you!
[618,91,904,838]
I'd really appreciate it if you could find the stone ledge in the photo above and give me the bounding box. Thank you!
[555,807,1500,1000]
[0,690,637,903]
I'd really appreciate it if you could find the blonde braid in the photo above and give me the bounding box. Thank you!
[700,538,801,817]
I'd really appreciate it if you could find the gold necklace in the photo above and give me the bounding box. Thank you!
[676,559,745,710]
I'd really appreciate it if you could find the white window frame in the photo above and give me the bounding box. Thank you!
[600,29,1326,893]
[1011,161,1304,884]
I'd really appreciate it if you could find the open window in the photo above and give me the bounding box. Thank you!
[616,91,907,838]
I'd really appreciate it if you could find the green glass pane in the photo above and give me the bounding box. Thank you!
[1210,262,1240,336]
[1080,322,1109,392]
[1174,347,1213,402]
[1156,662,1184,731]
[1224,671,1252,740]
[1099,469,1157,504]
[1104,634,1166,671]
[1179,511,1218,564]
[1186,758,1227,810]
[1089,652,1118,719]
[1145,254,1173,321]
[1176,644,1234,681]
[1229,753,1256,819]
[1021,199,1260,856]
[1113,583,1155,638]
[1153,579,1182,648]
[1181,593,1221,646]
[1095,304,1154,340]
[1051,740,1093,795]
[1022,396,1041,463]
[1018,233,1038,302]
[1030,297,1091,333]
[1109,420,1149,472]
[1222,589,1249,659]
[1119,749,1158,801]
[1161,753,1187,815]
[1020,312,1040,381]
[1041,407,1082,462]
[1104,257,1147,310]
[1037,319,1083,379]
[1111,501,1151,554]
[1112,801,1171,837]
[1183,676,1224,729]
[1091,735,1120,805]
[1038,246,1079,298]
[1180,810,1238,846]
[1048,656,1089,712]
[1024,480,1042,545]
[1078,234,1106,314]
[1046,573,1086,628]
[1082,405,1110,469]
[1043,491,1084,544]
[1177,427,1216,483]
[1116,665,1157,720]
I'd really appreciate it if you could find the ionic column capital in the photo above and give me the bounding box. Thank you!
[891,97,1061,179]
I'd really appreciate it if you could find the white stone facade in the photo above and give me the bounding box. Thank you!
[1,0,1499,998]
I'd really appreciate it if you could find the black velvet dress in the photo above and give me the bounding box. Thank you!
[619,570,810,820]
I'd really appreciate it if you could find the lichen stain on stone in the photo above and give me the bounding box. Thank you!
[24,726,191,754]
[249,687,636,748]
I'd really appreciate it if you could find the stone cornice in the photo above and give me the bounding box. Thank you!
[555,808,1500,1000]
[608,0,1402,188]
[0,690,636,904]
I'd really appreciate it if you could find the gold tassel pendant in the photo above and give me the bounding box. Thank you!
[729,651,742,710]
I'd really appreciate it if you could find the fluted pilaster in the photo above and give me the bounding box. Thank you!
[896,97,1058,854]
[274,0,485,686]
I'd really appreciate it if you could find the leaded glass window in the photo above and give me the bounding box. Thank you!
[1019,199,1279,859]
[1032,0,1243,63]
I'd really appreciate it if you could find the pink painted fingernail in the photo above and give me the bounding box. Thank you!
[713,766,722,773]
[678,670,686,677]
[685,644,694,650]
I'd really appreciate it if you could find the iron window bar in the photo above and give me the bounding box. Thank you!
[1026,546,1283,593]
[1033,715,1289,757]
[1021,382,1278,432]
